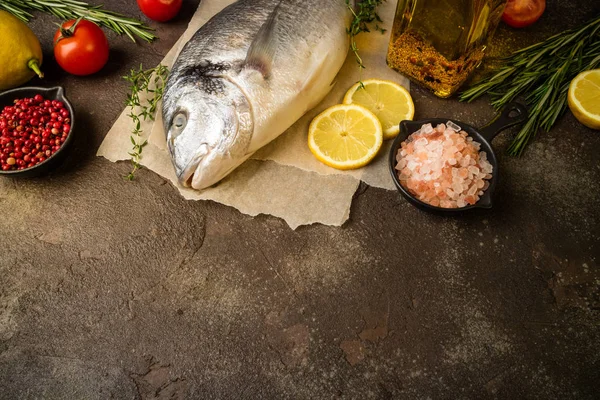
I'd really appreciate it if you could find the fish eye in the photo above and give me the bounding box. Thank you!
[172,112,187,130]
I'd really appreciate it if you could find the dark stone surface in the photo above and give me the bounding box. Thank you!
[1,0,599,399]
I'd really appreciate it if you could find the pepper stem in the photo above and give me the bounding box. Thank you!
[28,59,44,79]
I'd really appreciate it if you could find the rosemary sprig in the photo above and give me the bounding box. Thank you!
[460,15,600,156]
[123,64,169,180]
[346,0,386,87]
[0,0,156,42]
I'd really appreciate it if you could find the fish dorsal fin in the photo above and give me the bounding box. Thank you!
[244,1,282,79]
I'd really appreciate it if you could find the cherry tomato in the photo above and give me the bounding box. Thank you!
[53,19,109,76]
[137,0,183,22]
[501,0,546,28]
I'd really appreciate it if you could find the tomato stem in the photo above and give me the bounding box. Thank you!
[27,59,44,79]
[54,16,84,45]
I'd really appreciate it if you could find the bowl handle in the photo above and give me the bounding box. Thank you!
[479,102,528,142]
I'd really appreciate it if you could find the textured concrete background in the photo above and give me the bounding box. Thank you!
[1,0,599,399]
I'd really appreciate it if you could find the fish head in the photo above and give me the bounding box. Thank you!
[163,75,253,189]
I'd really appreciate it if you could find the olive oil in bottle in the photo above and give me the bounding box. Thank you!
[387,0,507,98]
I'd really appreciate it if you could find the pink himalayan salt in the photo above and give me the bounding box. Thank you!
[395,123,494,209]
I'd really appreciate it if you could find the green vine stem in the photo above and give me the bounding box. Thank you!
[0,0,156,42]
[346,0,387,88]
[123,64,170,180]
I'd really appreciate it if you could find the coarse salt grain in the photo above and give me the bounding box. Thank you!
[446,121,462,132]
[421,123,434,134]
[396,123,494,209]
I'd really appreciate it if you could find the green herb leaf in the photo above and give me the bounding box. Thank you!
[0,0,156,42]
[460,15,600,156]
[346,0,386,85]
[124,64,169,180]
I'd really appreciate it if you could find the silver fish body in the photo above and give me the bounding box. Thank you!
[162,0,350,189]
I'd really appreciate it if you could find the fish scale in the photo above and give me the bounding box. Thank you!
[162,0,351,189]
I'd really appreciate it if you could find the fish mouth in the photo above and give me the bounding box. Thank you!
[178,154,208,188]
[180,167,196,188]
[178,164,195,188]
[176,143,213,188]
[177,151,243,190]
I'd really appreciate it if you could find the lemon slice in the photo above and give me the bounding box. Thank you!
[343,78,414,139]
[308,104,383,170]
[568,69,600,130]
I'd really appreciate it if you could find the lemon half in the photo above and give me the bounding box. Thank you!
[568,69,600,130]
[308,104,383,170]
[343,78,414,139]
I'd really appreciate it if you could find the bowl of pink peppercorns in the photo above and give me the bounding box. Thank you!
[0,86,74,177]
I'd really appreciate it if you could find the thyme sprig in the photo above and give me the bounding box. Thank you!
[460,16,600,156]
[346,0,386,88]
[124,64,169,180]
[0,0,156,42]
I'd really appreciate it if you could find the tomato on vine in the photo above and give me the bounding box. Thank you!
[502,0,546,28]
[137,0,183,22]
[53,18,109,76]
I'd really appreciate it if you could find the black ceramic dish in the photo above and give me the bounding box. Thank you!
[0,86,75,178]
[388,102,528,213]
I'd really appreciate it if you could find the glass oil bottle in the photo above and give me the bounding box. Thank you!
[387,0,507,98]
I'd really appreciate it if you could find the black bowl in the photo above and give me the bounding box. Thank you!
[388,102,527,213]
[0,86,75,178]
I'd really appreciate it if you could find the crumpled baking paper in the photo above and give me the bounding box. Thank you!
[97,0,408,229]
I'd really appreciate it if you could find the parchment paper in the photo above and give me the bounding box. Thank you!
[97,0,407,229]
